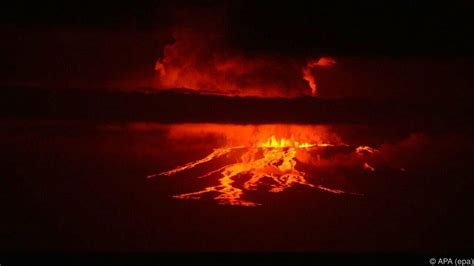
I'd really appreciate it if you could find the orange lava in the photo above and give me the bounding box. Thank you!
[146,146,244,178]
[148,131,365,206]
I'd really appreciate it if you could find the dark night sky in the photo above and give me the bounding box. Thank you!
[1,1,473,99]
[2,1,474,55]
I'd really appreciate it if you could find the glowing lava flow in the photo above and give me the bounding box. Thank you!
[146,146,244,178]
[148,135,361,206]
[357,146,379,172]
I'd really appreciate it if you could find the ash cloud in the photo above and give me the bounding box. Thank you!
[153,4,332,97]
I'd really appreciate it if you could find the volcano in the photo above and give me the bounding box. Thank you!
[147,134,366,206]
[2,0,474,259]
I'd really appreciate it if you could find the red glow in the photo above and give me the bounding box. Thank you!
[154,28,335,97]
[146,124,380,206]
[302,57,336,96]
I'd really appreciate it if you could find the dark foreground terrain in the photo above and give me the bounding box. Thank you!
[1,119,473,252]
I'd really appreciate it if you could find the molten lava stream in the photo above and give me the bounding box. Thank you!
[148,134,365,207]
